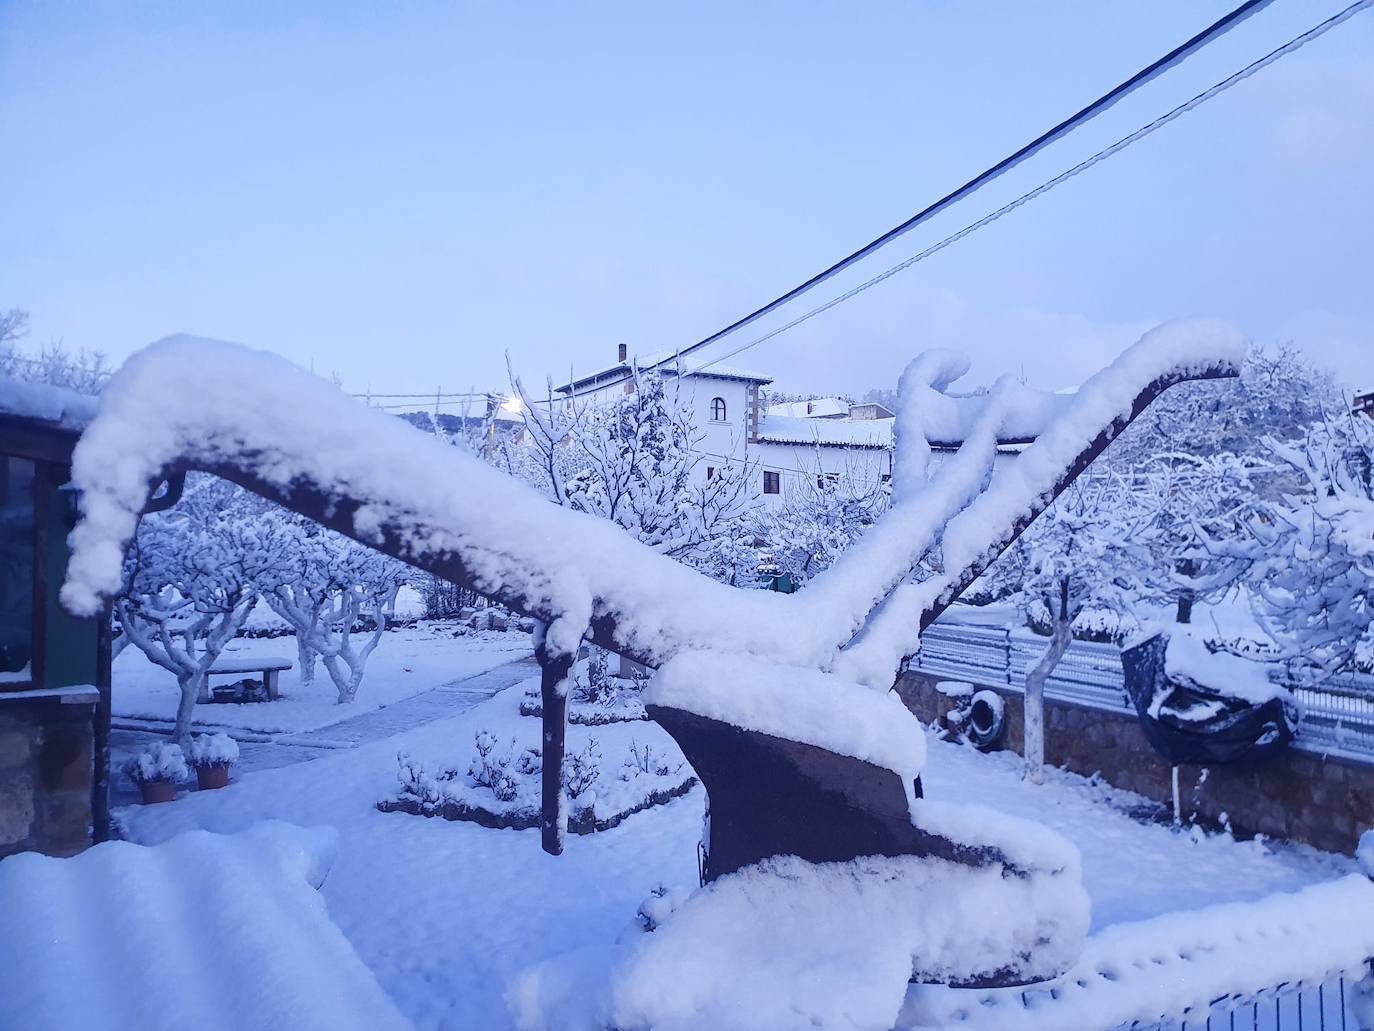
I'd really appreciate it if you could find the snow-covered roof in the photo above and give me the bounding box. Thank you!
[0,377,98,431]
[556,350,772,394]
[756,413,894,449]
[767,397,850,419]
[0,822,410,1031]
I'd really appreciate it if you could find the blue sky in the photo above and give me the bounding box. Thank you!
[2,1,1371,398]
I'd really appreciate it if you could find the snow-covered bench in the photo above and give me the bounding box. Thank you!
[202,657,292,702]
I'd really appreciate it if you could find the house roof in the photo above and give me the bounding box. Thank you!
[0,378,97,432]
[767,397,850,419]
[555,350,773,394]
[756,414,893,449]
[0,822,411,1031]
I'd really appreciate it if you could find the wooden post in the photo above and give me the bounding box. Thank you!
[535,642,575,856]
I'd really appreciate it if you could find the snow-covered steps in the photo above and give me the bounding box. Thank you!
[0,822,411,1030]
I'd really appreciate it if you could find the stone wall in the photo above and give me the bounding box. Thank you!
[896,669,1374,856]
[0,694,96,859]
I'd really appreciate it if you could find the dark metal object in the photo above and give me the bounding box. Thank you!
[535,643,575,857]
[1120,632,1296,765]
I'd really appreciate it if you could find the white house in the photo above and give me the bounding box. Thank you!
[555,344,1026,506]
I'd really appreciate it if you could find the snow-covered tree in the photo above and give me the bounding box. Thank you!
[758,466,889,588]
[1010,471,1154,783]
[1104,343,1333,468]
[1248,413,1374,679]
[116,477,296,741]
[510,364,759,574]
[265,525,409,702]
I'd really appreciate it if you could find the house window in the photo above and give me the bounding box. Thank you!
[816,473,839,490]
[706,466,715,480]
[763,471,780,494]
[0,457,36,686]
[711,397,727,422]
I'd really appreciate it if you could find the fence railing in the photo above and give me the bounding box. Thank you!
[908,623,1374,762]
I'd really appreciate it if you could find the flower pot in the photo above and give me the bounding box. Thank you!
[139,780,177,805]
[196,765,231,790]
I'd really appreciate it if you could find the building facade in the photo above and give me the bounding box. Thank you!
[0,382,109,860]
[555,346,1020,506]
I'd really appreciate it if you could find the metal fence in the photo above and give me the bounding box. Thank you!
[909,623,1374,763]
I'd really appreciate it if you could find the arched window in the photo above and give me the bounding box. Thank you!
[710,397,727,422]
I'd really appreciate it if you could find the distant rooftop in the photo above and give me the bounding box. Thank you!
[555,345,772,394]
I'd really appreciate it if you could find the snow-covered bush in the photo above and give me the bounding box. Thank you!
[186,732,240,770]
[388,733,691,834]
[122,741,189,785]
[1249,414,1374,678]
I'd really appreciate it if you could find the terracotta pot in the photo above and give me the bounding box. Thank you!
[196,764,231,790]
[139,780,177,805]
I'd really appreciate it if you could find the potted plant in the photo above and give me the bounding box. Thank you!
[187,732,240,790]
[122,741,188,804]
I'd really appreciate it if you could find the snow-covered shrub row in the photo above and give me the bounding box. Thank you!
[186,732,240,769]
[384,732,695,835]
[519,649,649,724]
[63,323,1243,688]
[122,741,188,785]
[509,826,1089,1031]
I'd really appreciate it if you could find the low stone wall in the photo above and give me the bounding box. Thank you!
[0,694,96,859]
[896,669,1374,856]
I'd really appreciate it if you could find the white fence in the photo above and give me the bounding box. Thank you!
[908,624,1374,762]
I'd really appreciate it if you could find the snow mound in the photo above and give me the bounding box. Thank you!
[646,649,925,782]
[902,873,1374,1030]
[0,822,411,1031]
[509,847,1090,1031]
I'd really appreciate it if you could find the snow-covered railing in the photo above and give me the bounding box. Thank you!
[900,873,1374,1030]
[910,623,1374,761]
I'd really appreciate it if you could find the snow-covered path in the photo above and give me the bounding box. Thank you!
[114,675,1355,1030]
[110,653,538,802]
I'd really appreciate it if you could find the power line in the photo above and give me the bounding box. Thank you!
[695,0,1373,376]
[643,0,1279,376]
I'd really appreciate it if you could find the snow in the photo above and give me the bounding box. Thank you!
[767,396,850,419]
[1162,626,1290,706]
[902,874,1374,1030]
[188,731,240,767]
[114,622,530,735]
[106,664,1351,1030]
[122,740,188,783]
[0,375,98,429]
[756,413,893,448]
[63,322,1241,687]
[511,846,1087,1031]
[0,822,410,1031]
[390,695,695,831]
[646,649,926,782]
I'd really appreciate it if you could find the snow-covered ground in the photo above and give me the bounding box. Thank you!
[113,621,531,735]
[115,671,1353,1030]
